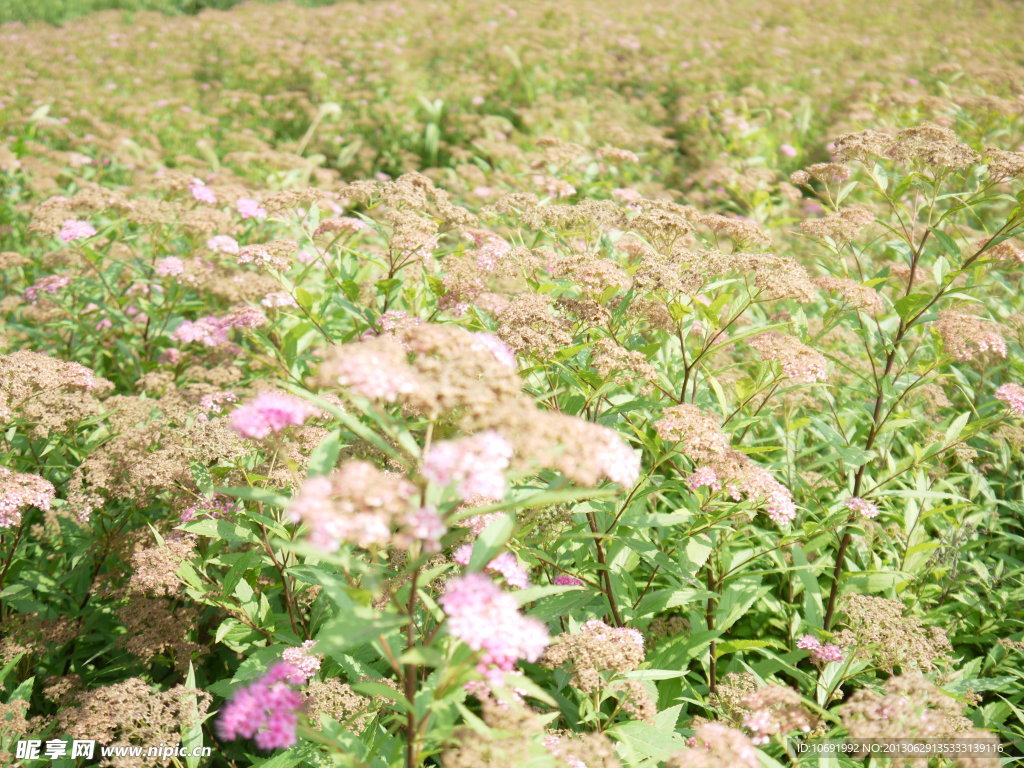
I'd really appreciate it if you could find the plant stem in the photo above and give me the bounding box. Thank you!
[706,558,718,695]
[587,511,624,627]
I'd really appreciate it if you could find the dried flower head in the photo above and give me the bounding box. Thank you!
[833,594,952,671]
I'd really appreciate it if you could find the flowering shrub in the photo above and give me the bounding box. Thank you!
[1,1,1024,767]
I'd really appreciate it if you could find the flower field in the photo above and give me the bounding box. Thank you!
[1,0,1023,765]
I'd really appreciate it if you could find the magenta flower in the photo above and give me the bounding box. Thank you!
[59,219,97,242]
[439,573,549,683]
[797,634,845,663]
[553,574,585,587]
[217,663,304,750]
[230,392,320,439]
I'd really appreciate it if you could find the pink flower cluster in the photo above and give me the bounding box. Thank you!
[59,219,96,242]
[590,425,642,487]
[189,178,217,204]
[553,574,585,587]
[179,494,238,524]
[230,392,320,439]
[280,641,322,681]
[23,275,72,303]
[687,454,798,525]
[464,229,512,271]
[796,634,845,663]
[996,383,1024,415]
[580,618,645,652]
[439,573,549,684]
[198,391,238,414]
[469,332,517,368]
[217,663,304,750]
[207,235,240,254]
[170,307,267,347]
[400,506,447,553]
[423,431,513,501]
[236,196,267,219]
[319,339,419,402]
[844,496,880,519]
[687,466,723,493]
[0,468,56,528]
[261,291,298,309]
[155,256,185,277]
[453,545,530,589]
[287,460,416,551]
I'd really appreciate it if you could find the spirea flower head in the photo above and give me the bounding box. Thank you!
[423,430,513,501]
[844,496,880,519]
[687,466,723,493]
[217,662,304,750]
[689,451,797,525]
[590,424,641,487]
[59,219,97,242]
[796,634,821,651]
[236,196,267,219]
[667,723,759,768]
[0,468,56,528]
[439,573,549,683]
[170,307,267,347]
[24,275,72,303]
[453,544,530,589]
[155,256,185,277]
[796,635,845,662]
[749,332,828,383]
[740,685,812,745]
[996,383,1024,415]
[189,179,217,204]
[313,337,419,402]
[400,506,447,553]
[541,619,645,694]
[229,391,320,439]
[469,332,517,369]
[207,235,239,254]
[936,311,1006,362]
[287,460,416,551]
[553,575,585,586]
[655,404,729,460]
[281,641,322,682]
[815,643,845,663]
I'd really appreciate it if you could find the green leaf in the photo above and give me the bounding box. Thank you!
[182,663,207,768]
[609,720,687,762]
[893,292,931,321]
[468,514,513,571]
[215,486,289,509]
[180,518,260,545]
[222,549,262,598]
[929,227,962,260]
[306,429,344,476]
[714,639,784,658]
